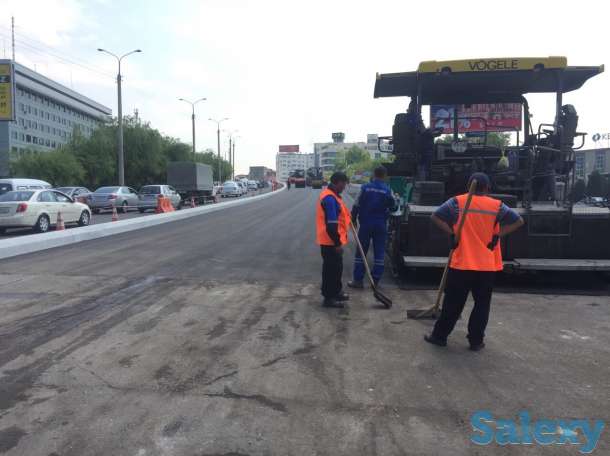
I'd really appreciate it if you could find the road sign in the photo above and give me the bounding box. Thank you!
[592,133,610,142]
[0,61,15,121]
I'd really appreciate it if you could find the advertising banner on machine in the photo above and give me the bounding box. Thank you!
[0,61,15,121]
[430,103,522,134]
[279,145,299,153]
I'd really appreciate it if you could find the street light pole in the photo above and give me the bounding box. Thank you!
[179,97,206,160]
[98,48,142,186]
[224,129,239,180]
[209,118,229,182]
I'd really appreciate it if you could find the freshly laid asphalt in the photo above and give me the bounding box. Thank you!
[0,187,608,455]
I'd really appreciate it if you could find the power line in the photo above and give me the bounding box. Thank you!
[0,25,115,79]
[0,32,115,81]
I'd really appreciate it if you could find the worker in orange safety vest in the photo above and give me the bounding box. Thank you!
[316,172,350,308]
[424,172,524,351]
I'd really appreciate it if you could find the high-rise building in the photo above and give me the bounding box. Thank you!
[314,133,390,172]
[275,145,314,181]
[0,60,112,177]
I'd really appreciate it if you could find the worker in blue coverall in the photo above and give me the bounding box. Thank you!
[348,166,398,288]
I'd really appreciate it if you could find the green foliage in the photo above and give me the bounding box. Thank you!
[193,150,233,182]
[436,132,511,148]
[11,149,85,186]
[332,145,394,183]
[9,116,233,188]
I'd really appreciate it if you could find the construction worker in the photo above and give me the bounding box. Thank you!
[348,166,398,288]
[316,172,350,308]
[424,172,524,351]
[287,178,291,190]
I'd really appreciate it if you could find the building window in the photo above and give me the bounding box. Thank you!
[575,153,585,178]
[595,151,605,171]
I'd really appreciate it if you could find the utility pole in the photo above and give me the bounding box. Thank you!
[179,98,206,160]
[228,135,232,177]
[209,118,229,182]
[11,16,15,61]
[98,48,142,186]
[232,139,236,180]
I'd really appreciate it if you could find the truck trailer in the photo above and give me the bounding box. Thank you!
[167,162,216,206]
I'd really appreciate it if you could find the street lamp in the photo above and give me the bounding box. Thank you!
[209,117,229,183]
[98,47,142,186]
[224,129,239,179]
[178,97,207,160]
[232,134,241,181]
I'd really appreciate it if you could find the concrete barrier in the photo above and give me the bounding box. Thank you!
[0,186,285,260]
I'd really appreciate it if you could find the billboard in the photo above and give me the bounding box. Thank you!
[430,103,522,134]
[279,145,299,153]
[0,61,15,121]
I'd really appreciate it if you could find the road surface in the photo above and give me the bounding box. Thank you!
[0,187,608,455]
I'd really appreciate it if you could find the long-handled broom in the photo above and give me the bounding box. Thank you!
[406,179,478,319]
[349,220,393,308]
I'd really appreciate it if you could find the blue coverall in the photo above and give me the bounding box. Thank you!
[351,179,397,284]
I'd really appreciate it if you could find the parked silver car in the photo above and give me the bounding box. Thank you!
[137,185,182,212]
[56,186,92,204]
[89,186,139,213]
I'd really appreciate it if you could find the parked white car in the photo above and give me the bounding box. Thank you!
[0,189,92,234]
[247,180,258,191]
[221,181,241,197]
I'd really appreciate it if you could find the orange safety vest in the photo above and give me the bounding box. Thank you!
[316,188,350,246]
[450,194,503,272]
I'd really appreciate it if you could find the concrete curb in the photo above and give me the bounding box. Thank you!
[0,186,285,260]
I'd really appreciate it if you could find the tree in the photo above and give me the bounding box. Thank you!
[9,114,233,189]
[193,150,233,182]
[436,132,511,148]
[11,149,85,186]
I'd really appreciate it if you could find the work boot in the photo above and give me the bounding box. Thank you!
[424,334,447,347]
[322,298,344,308]
[347,280,364,289]
[335,291,349,301]
[469,342,486,352]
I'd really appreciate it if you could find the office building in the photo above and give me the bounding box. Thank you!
[275,145,314,181]
[575,148,610,181]
[314,132,391,172]
[0,60,112,176]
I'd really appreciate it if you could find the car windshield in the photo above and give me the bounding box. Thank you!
[0,183,12,195]
[140,186,161,194]
[0,191,34,202]
[223,182,236,187]
[95,187,119,193]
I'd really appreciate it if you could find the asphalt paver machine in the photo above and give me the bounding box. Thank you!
[373,57,609,273]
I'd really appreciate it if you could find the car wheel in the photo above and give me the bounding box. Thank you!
[92,208,100,214]
[78,210,91,227]
[138,208,146,214]
[0,228,6,235]
[35,214,50,233]
[176,201,182,210]
[120,201,128,213]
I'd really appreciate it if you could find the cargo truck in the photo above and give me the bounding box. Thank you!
[167,162,217,206]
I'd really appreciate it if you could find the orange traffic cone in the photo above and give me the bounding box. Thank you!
[190,196,196,208]
[111,204,119,222]
[56,211,65,231]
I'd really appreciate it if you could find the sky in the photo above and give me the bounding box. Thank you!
[1,0,609,173]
